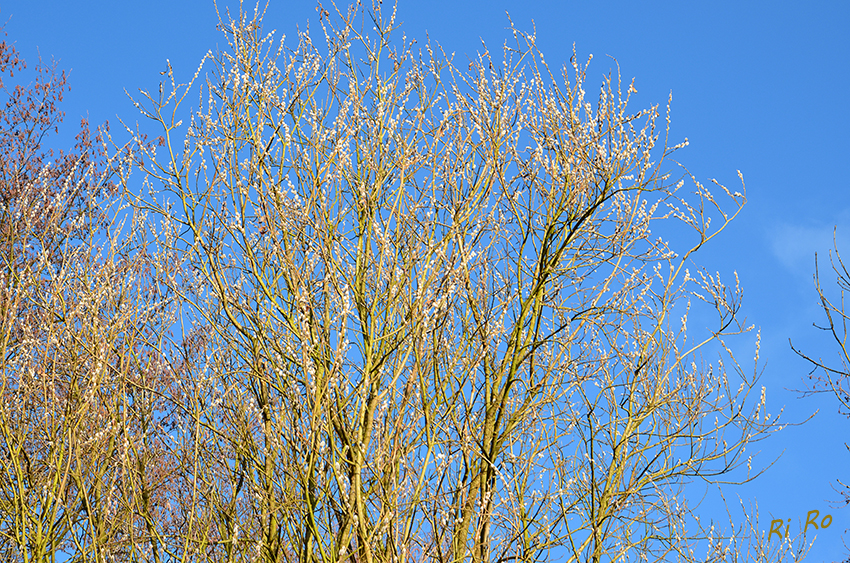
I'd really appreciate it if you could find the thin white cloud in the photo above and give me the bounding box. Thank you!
[769,223,850,274]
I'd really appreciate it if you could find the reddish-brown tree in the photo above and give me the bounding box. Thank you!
[0,26,173,563]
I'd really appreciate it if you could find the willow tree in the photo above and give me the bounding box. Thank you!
[794,236,850,525]
[97,1,801,562]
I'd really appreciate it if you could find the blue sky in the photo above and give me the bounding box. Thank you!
[3,0,849,560]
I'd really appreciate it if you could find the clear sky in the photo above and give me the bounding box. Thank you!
[2,0,849,560]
